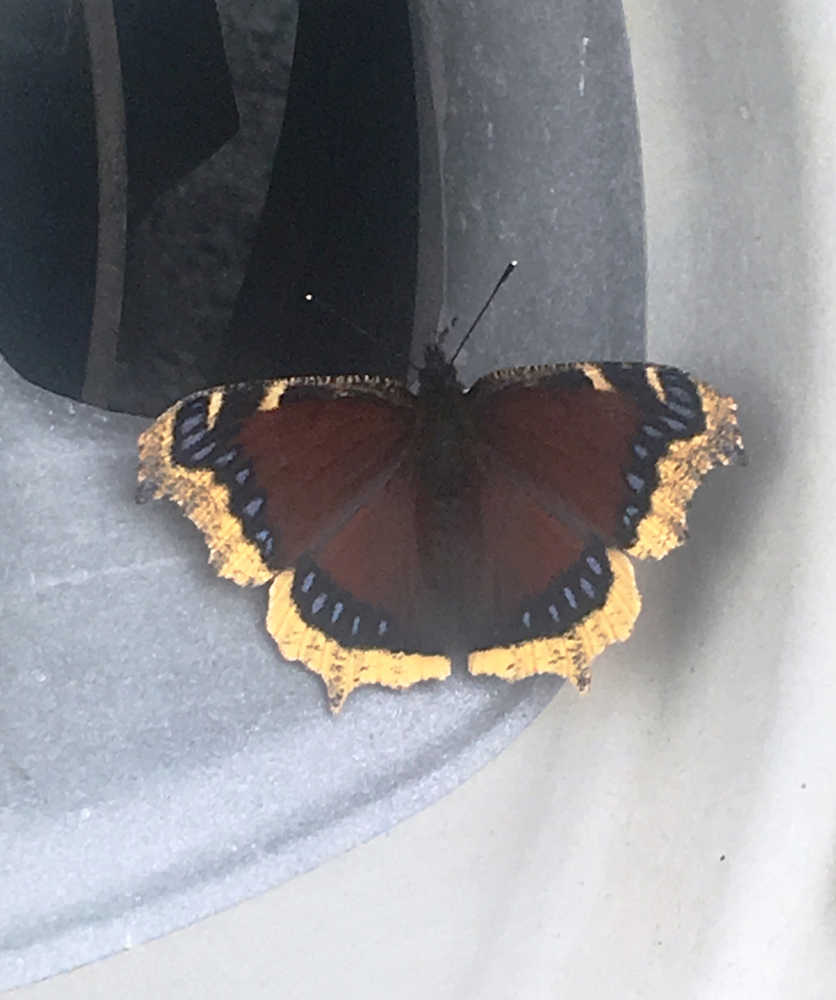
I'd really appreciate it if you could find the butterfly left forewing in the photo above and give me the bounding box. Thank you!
[137,376,417,583]
[138,376,450,711]
[138,381,277,586]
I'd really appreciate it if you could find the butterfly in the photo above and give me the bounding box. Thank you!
[137,342,743,711]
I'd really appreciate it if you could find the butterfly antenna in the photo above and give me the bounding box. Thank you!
[306,292,422,378]
[448,260,518,365]
[303,293,379,348]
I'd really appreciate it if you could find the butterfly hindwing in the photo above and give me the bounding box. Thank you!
[266,449,451,711]
[463,436,641,689]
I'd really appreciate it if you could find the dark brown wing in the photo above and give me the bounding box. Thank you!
[137,377,450,710]
[469,362,743,558]
[462,362,743,687]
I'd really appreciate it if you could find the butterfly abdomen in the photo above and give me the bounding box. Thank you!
[412,384,484,646]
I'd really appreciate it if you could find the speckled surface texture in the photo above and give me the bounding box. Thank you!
[0,355,573,989]
[0,0,646,989]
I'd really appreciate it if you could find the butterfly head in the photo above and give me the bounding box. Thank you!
[418,342,464,397]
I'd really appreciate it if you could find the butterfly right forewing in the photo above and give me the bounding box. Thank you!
[469,361,743,558]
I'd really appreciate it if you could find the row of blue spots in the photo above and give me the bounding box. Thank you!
[299,569,389,640]
[174,402,276,563]
[521,550,606,630]
[622,504,640,531]
[621,372,701,523]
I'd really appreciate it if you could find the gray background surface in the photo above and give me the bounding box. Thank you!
[1,0,644,989]
[6,0,832,996]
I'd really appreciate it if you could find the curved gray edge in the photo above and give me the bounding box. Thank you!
[0,354,561,990]
[415,0,645,372]
[79,0,126,408]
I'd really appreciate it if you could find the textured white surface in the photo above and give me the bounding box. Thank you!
[11,0,836,997]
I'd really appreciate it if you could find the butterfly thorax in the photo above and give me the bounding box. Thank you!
[413,346,483,646]
[417,343,465,397]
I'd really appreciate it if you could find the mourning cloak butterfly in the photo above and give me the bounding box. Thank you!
[137,347,743,711]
